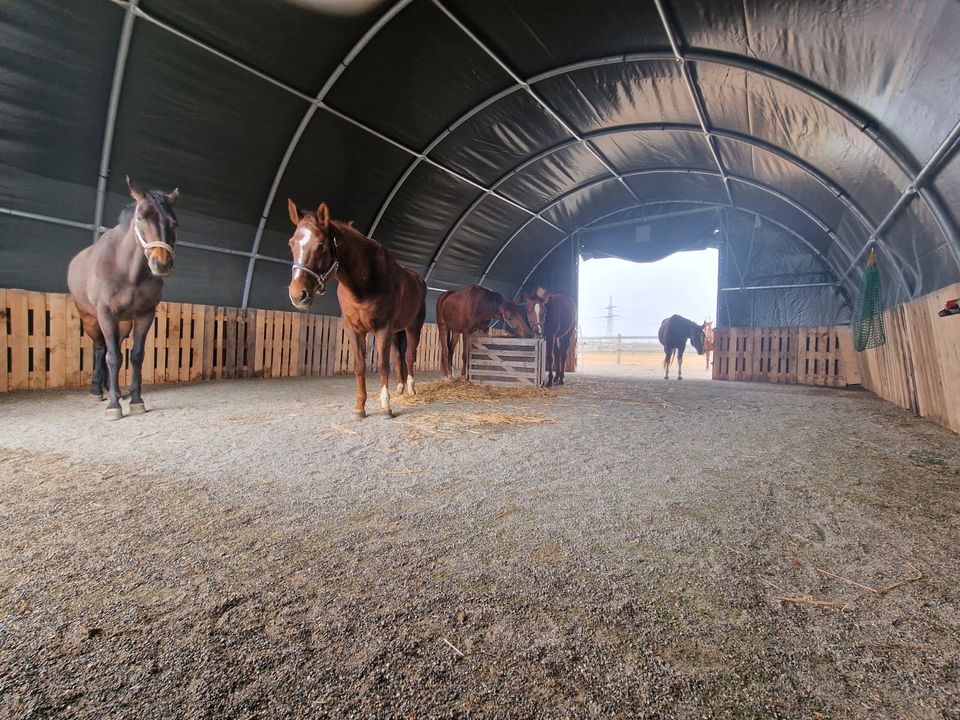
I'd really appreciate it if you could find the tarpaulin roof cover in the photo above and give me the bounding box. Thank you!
[2,0,959,316]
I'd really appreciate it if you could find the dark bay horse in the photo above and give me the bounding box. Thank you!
[658,315,706,380]
[436,284,530,377]
[287,200,426,418]
[67,177,178,419]
[523,287,576,387]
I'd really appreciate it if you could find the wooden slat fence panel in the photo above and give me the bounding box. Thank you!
[713,324,858,388]
[468,337,544,387]
[0,289,467,393]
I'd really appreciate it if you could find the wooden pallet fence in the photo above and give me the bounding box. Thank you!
[856,282,960,433]
[0,289,468,393]
[468,336,544,387]
[713,325,859,387]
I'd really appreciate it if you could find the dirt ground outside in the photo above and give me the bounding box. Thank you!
[580,348,713,381]
[1,369,958,719]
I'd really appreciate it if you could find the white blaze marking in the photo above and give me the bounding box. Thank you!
[534,304,541,322]
[293,228,313,280]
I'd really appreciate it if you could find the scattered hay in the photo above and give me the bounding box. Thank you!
[394,376,557,407]
[400,409,556,440]
[776,595,850,611]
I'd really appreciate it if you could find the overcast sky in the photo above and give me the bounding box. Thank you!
[578,249,718,337]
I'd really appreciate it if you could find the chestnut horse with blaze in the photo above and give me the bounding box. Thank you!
[436,284,530,377]
[67,177,179,420]
[286,200,426,418]
[522,288,576,387]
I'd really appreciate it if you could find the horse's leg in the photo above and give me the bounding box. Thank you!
[96,307,123,420]
[392,331,405,394]
[705,349,711,370]
[544,334,555,387]
[374,327,394,418]
[404,324,422,396]
[351,330,368,419]
[677,347,685,380]
[438,321,450,377]
[82,315,106,400]
[556,333,571,385]
[664,348,671,380]
[460,332,470,377]
[127,312,155,414]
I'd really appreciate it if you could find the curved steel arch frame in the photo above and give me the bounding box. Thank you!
[518,169,913,301]
[432,122,903,286]
[477,169,863,295]
[368,45,957,291]
[511,201,851,304]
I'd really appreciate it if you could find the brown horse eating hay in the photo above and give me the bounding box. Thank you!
[67,176,179,420]
[286,200,426,418]
[523,288,576,387]
[436,284,530,377]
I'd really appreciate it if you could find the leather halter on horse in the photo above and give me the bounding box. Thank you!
[134,215,176,260]
[291,231,339,295]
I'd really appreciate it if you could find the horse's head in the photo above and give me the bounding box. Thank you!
[500,299,531,338]
[691,322,706,355]
[523,290,550,339]
[127,176,178,277]
[286,199,338,310]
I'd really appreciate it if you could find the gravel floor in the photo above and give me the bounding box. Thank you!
[1,370,958,719]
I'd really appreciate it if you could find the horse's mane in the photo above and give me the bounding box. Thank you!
[330,218,378,249]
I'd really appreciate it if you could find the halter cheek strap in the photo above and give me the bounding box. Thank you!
[135,216,176,260]
[291,232,338,295]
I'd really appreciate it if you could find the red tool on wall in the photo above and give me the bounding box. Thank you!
[939,299,960,317]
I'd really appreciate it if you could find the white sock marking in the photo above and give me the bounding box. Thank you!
[380,384,390,410]
[405,374,415,396]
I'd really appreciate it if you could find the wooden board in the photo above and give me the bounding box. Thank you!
[0,289,7,393]
[0,290,499,394]
[468,336,544,387]
[857,282,960,433]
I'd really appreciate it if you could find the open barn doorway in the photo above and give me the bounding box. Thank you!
[577,248,718,380]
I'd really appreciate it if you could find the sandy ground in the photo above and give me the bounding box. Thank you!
[1,369,958,719]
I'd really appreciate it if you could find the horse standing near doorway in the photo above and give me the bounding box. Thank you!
[523,288,576,387]
[286,200,426,418]
[67,177,179,419]
[658,315,706,380]
[703,320,715,370]
[436,284,530,377]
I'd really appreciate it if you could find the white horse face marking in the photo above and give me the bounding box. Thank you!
[293,228,313,279]
[534,303,541,321]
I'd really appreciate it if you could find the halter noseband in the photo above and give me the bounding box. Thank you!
[291,231,338,295]
[134,216,176,260]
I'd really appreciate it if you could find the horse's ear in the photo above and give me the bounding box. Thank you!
[126,176,145,203]
[287,198,300,226]
[167,188,179,206]
[317,202,330,228]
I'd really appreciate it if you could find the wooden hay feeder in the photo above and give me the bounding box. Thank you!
[468,336,545,387]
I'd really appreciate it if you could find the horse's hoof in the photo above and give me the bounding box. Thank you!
[556,378,564,386]
[90,392,104,401]
[677,376,683,381]
[396,383,405,395]
[104,407,123,421]
[128,402,146,415]
[381,409,396,419]
[354,410,367,420]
